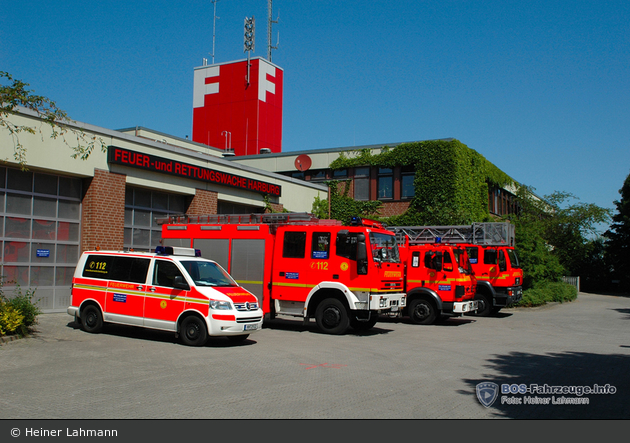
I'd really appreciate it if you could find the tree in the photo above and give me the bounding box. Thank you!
[509,185,610,290]
[604,171,630,293]
[1,71,106,169]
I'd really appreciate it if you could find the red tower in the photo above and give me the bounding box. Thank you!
[192,57,283,156]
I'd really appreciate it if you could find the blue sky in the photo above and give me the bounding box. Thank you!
[2,1,629,228]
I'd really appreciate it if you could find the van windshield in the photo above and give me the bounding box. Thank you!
[180,260,238,287]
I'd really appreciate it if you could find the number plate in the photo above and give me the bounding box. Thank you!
[244,323,260,331]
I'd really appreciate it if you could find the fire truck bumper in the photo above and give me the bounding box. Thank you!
[370,293,407,313]
[453,300,478,314]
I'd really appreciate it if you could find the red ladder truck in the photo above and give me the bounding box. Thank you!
[392,223,523,316]
[158,213,406,334]
[395,234,478,324]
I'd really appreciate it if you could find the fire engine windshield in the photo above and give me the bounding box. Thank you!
[369,232,400,263]
[180,260,238,287]
[507,249,521,269]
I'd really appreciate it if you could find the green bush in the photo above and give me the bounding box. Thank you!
[0,284,41,337]
[517,282,578,307]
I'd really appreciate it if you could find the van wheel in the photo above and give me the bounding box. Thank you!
[227,334,249,343]
[408,298,437,325]
[180,316,208,346]
[315,298,350,335]
[82,305,103,333]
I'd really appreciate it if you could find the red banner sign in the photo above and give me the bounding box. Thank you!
[108,146,281,197]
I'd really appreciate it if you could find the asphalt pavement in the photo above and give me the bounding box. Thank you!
[1,292,629,420]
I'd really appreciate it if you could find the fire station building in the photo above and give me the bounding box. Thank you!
[0,107,327,312]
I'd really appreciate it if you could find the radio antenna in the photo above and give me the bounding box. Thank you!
[267,0,279,61]
[211,0,220,64]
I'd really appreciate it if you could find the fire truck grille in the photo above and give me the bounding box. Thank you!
[236,316,263,324]
[380,281,403,291]
[234,302,259,311]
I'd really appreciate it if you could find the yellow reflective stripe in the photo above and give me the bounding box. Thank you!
[236,280,264,285]
[272,282,315,289]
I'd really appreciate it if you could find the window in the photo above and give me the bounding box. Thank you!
[333,169,347,178]
[484,249,498,265]
[401,165,415,199]
[336,232,359,260]
[311,232,331,259]
[282,231,306,258]
[377,168,393,199]
[466,246,479,264]
[354,167,370,201]
[309,170,327,182]
[124,188,187,250]
[153,260,185,288]
[82,255,150,284]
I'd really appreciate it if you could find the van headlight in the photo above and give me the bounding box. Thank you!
[209,300,232,310]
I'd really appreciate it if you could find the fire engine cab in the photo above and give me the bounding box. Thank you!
[395,233,478,324]
[393,223,523,316]
[158,213,407,335]
[67,246,263,346]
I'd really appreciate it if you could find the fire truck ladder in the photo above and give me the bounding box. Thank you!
[155,212,342,227]
[392,222,515,247]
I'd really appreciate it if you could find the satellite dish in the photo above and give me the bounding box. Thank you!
[294,154,312,172]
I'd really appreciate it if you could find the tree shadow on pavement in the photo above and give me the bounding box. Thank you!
[461,351,630,419]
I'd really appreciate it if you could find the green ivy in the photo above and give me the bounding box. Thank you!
[327,140,516,225]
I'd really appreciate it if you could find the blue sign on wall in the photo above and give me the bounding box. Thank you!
[36,249,50,258]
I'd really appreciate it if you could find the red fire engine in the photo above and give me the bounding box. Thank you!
[393,223,523,316]
[395,234,478,324]
[159,213,407,334]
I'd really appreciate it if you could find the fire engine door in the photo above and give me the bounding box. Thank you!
[144,259,187,328]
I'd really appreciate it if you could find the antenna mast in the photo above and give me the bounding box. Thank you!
[211,0,220,64]
[267,0,278,61]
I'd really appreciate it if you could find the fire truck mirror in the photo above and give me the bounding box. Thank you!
[434,251,443,272]
[173,276,190,291]
[357,235,368,275]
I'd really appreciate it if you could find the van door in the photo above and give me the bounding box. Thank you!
[103,256,150,326]
[144,258,188,331]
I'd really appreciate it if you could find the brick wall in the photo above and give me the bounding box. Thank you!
[81,169,126,252]
[379,201,411,217]
[187,188,218,215]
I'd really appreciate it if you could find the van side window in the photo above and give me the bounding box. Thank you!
[282,231,307,258]
[110,257,151,283]
[153,260,185,288]
[82,255,149,284]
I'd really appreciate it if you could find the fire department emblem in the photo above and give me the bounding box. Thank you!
[340,262,349,271]
[476,382,499,408]
[160,300,167,309]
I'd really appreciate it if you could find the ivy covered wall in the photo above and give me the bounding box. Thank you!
[326,139,516,225]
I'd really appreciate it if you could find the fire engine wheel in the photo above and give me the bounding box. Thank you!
[180,316,208,347]
[350,313,379,331]
[408,298,437,325]
[315,298,350,335]
[474,294,493,317]
[81,305,103,333]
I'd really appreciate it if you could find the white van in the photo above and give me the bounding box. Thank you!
[67,246,263,346]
